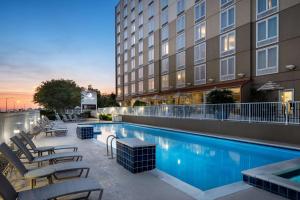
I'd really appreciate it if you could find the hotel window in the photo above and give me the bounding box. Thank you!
[131,35,136,46]
[161,8,168,25]
[117,35,120,43]
[138,0,143,13]
[176,70,185,87]
[138,14,143,26]
[117,76,121,85]
[138,81,143,93]
[117,87,122,96]
[124,29,128,39]
[123,6,128,18]
[176,33,185,52]
[161,25,168,41]
[131,59,136,69]
[117,13,121,23]
[161,0,168,9]
[138,53,143,65]
[148,34,154,47]
[220,56,235,81]
[148,63,154,76]
[124,17,128,28]
[220,0,234,9]
[194,64,206,85]
[117,45,121,54]
[220,31,235,57]
[256,15,278,48]
[124,40,128,50]
[177,0,185,14]
[194,21,206,43]
[148,78,155,91]
[220,6,235,33]
[124,0,128,6]
[124,86,128,96]
[131,22,136,33]
[148,18,154,33]
[257,0,278,19]
[176,51,185,69]
[130,0,135,10]
[138,27,143,40]
[194,1,206,22]
[138,41,143,52]
[124,51,128,62]
[138,67,143,79]
[117,56,121,65]
[124,62,128,72]
[131,71,135,81]
[148,48,154,62]
[131,83,136,94]
[161,74,169,89]
[148,2,154,18]
[117,24,121,33]
[131,47,135,58]
[194,42,206,64]
[161,58,169,73]
[117,66,121,75]
[256,45,278,76]
[131,11,135,22]
[124,74,128,84]
[176,14,185,33]
[161,41,169,57]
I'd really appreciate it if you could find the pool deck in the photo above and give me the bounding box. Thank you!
[9,122,289,200]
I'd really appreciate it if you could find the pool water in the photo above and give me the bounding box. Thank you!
[93,123,300,191]
[290,175,300,183]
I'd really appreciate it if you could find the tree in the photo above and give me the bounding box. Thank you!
[207,89,235,104]
[34,79,81,112]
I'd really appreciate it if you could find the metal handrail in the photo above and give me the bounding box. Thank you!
[106,135,118,159]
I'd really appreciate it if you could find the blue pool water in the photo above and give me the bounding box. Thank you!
[93,123,300,191]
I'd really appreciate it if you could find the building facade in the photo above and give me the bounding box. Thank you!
[115,0,300,106]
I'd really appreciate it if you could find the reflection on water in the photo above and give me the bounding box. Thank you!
[95,123,300,190]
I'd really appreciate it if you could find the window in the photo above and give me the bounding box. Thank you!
[117,76,121,85]
[161,25,168,41]
[176,14,185,33]
[117,45,121,54]
[117,56,121,65]
[138,0,143,13]
[148,63,154,76]
[138,27,143,40]
[194,1,206,22]
[176,33,185,51]
[148,78,155,91]
[194,64,206,85]
[148,34,154,47]
[176,70,185,87]
[220,56,235,81]
[131,71,135,81]
[161,41,169,57]
[117,13,121,23]
[161,75,169,89]
[161,0,168,9]
[124,40,128,50]
[220,31,235,57]
[131,83,136,94]
[117,87,122,96]
[131,22,136,33]
[148,18,154,33]
[256,45,278,76]
[256,15,278,48]
[130,0,135,10]
[124,29,128,39]
[220,6,235,33]
[123,6,128,18]
[131,47,135,58]
[124,62,128,72]
[194,21,206,43]
[131,35,136,46]
[138,67,143,79]
[161,58,169,73]
[161,8,168,25]
[124,17,128,28]
[138,14,143,26]
[177,0,185,14]
[148,48,154,62]
[138,41,143,52]
[124,74,128,84]
[117,24,121,33]
[148,2,154,18]
[131,11,135,22]
[131,59,136,69]
[117,35,120,43]
[138,53,143,65]
[117,66,121,75]
[124,51,128,62]
[138,81,143,93]
[176,51,185,69]
[257,0,278,19]
[194,42,206,64]
[220,0,234,9]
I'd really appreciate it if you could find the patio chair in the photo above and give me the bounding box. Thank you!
[10,136,82,167]
[0,143,91,188]
[62,114,71,122]
[67,114,76,122]
[20,132,78,156]
[0,172,103,200]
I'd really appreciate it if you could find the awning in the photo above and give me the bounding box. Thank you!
[257,81,284,91]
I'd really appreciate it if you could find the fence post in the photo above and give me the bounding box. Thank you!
[221,104,224,121]
[285,102,289,125]
[248,103,251,123]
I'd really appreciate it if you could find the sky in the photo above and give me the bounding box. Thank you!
[0,0,118,110]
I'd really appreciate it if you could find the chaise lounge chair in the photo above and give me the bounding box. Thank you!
[0,172,103,200]
[10,136,82,166]
[0,143,91,188]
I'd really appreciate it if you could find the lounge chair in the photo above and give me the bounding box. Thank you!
[20,132,78,156]
[62,114,71,122]
[10,136,82,166]
[0,173,103,200]
[0,143,91,188]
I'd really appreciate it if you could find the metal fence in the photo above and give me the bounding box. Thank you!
[98,102,300,125]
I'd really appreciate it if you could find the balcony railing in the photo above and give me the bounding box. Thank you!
[98,102,300,125]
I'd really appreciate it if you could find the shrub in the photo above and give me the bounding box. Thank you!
[40,109,56,120]
[99,114,112,121]
[80,111,91,118]
[133,100,147,106]
[207,89,235,104]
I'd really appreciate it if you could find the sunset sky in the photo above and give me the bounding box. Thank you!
[0,0,118,110]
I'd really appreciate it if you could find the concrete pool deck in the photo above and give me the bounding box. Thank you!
[8,122,289,200]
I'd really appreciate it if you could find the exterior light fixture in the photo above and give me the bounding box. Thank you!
[208,78,214,83]
[237,73,246,78]
[285,65,296,70]
[13,129,20,134]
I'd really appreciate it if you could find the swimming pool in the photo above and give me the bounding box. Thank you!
[93,123,300,191]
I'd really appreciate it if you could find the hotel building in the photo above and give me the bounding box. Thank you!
[115,0,300,105]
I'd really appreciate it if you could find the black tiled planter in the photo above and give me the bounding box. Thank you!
[116,138,156,173]
[76,125,94,139]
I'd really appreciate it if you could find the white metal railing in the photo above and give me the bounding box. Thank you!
[98,102,300,125]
